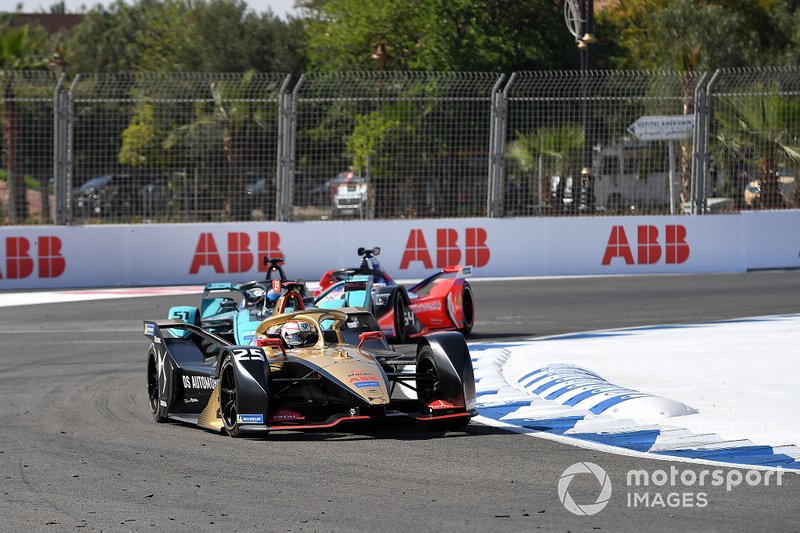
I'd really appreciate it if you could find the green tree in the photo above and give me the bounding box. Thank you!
[164,71,277,220]
[66,0,306,74]
[715,88,800,208]
[505,125,584,211]
[0,24,47,223]
[303,0,575,72]
[596,0,791,70]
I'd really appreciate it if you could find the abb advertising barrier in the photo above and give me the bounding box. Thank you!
[0,211,798,289]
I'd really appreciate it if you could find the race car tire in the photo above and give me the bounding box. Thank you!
[458,284,474,336]
[416,333,475,430]
[147,347,168,423]
[391,293,408,343]
[219,355,243,437]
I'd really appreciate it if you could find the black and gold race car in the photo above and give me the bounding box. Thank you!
[143,304,477,437]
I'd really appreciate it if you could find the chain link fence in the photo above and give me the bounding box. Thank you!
[65,72,288,224]
[704,67,800,210]
[0,70,61,225]
[287,71,503,220]
[497,70,705,216]
[2,68,799,226]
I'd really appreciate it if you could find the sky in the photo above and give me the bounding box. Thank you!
[2,0,299,19]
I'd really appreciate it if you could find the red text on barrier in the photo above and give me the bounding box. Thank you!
[0,236,65,279]
[189,232,282,274]
[400,227,490,269]
[602,225,690,265]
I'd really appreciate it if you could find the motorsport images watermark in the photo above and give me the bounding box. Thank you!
[557,462,785,516]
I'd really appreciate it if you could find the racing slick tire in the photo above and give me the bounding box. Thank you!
[219,355,244,437]
[219,355,242,437]
[416,332,476,430]
[391,293,408,344]
[458,283,475,336]
[147,348,168,423]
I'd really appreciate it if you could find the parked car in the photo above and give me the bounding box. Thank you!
[73,174,166,219]
[331,171,370,218]
[243,175,276,219]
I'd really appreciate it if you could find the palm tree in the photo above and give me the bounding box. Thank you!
[714,86,800,209]
[505,125,584,211]
[163,71,278,220]
[0,25,46,223]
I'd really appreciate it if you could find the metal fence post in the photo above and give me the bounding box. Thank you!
[487,75,507,217]
[276,75,294,222]
[53,74,67,225]
[691,71,712,215]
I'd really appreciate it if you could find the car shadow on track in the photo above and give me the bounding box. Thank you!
[219,419,513,443]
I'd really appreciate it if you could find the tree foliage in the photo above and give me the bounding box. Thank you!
[302,0,576,72]
[65,0,306,74]
[596,0,796,71]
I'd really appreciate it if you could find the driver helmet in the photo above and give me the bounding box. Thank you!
[281,320,318,348]
[267,289,281,302]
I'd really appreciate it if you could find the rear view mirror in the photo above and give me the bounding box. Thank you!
[358,330,383,350]
[256,336,285,355]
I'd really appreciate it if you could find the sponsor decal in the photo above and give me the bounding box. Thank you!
[144,323,155,335]
[354,380,381,388]
[159,400,167,407]
[602,225,689,266]
[0,236,65,279]
[237,414,264,424]
[153,337,161,344]
[411,300,442,313]
[189,231,282,275]
[268,409,304,422]
[400,228,490,269]
[182,375,218,390]
[183,397,199,403]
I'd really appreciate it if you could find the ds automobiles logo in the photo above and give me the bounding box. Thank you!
[558,462,613,516]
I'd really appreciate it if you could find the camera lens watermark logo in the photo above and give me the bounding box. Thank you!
[558,462,613,516]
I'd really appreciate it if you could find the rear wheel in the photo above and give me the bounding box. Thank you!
[147,349,167,423]
[392,295,408,343]
[219,356,242,437]
[458,284,474,336]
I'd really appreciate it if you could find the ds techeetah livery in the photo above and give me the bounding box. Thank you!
[144,307,477,437]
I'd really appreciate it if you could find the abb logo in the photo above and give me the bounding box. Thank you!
[602,225,690,265]
[189,232,282,274]
[400,228,490,269]
[0,236,65,279]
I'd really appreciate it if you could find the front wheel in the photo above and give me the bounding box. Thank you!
[219,356,242,437]
[416,346,470,431]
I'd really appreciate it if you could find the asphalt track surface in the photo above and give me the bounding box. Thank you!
[1,271,799,531]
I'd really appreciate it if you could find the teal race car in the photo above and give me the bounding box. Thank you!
[169,257,311,345]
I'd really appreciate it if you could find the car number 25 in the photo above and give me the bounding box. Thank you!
[233,348,265,361]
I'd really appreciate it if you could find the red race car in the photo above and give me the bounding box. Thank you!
[314,247,475,343]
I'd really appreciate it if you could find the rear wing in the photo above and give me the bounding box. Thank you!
[143,319,230,346]
[408,266,471,293]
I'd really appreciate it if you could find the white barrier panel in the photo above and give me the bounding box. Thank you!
[742,210,800,270]
[0,211,798,289]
